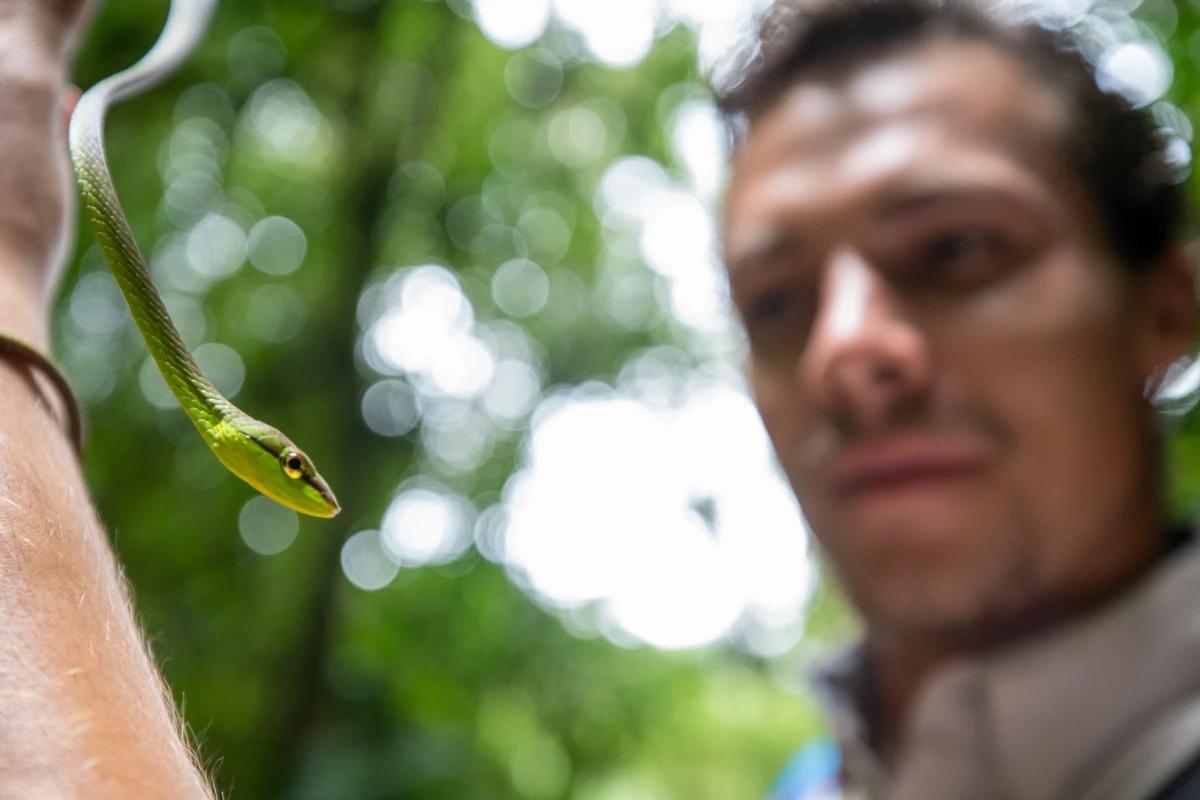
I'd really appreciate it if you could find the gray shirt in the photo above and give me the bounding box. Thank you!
[813,540,1200,799]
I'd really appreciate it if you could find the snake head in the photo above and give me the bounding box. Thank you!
[270,442,340,519]
[217,422,341,518]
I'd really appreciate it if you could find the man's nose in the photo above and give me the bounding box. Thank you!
[801,248,931,429]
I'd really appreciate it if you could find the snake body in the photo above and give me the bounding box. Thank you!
[68,0,339,518]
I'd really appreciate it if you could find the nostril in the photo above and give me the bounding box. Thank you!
[871,360,907,387]
[831,356,901,398]
[811,341,933,431]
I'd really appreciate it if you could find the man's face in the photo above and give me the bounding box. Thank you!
[723,40,1174,643]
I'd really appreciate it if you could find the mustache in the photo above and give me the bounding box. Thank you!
[797,394,1012,468]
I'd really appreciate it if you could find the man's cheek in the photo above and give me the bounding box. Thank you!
[750,371,800,454]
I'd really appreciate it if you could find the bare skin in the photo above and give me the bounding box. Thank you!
[723,41,1198,760]
[0,2,213,796]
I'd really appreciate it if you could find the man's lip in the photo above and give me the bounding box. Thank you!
[827,435,991,495]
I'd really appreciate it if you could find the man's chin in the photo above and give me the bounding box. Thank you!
[826,504,1000,572]
[821,521,1045,647]
[849,560,1052,650]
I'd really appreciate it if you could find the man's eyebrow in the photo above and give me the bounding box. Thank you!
[727,229,802,275]
[871,184,1040,220]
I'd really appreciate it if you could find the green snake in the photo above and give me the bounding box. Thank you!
[63,0,339,518]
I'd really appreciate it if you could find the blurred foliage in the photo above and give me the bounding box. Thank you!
[65,0,1200,797]
[1165,1,1200,524]
[63,1,844,798]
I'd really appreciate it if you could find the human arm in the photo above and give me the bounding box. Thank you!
[0,3,215,796]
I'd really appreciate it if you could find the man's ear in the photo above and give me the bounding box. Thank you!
[1138,244,1199,393]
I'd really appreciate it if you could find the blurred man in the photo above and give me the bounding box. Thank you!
[719,1,1200,798]
[0,2,214,796]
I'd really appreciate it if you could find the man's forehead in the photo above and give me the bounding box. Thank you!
[723,39,1072,264]
[744,39,1066,159]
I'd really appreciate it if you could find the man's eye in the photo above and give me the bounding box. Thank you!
[749,291,794,323]
[922,230,1007,273]
[741,287,815,357]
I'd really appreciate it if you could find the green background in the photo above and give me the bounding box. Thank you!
[61,1,1195,798]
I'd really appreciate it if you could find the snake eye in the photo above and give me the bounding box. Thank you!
[281,451,304,479]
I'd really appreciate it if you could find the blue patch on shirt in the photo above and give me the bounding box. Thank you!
[766,738,842,800]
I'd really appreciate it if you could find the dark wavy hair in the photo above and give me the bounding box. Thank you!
[715,0,1188,272]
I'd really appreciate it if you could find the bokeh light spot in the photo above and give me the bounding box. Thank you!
[501,379,813,651]
[517,206,572,264]
[492,258,550,318]
[187,213,247,278]
[504,49,563,108]
[227,25,287,87]
[484,359,542,426]
[162,291,208,347]
[139,357,177,410]
[552,0,657,67]
[473,0,551,50]
[239,495,300,555]
[367,266,497,401]
[69,272,127,335]
[243,79,330,166]
[421,404,495,473]
[248,215,307,276]
[242,284,308,343]
[1099,40,1173,107]
[341,530,400,591]
[548,107,608,168]
[361,379,421,437]
[381,484,475,567]
[194,342,246,399]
